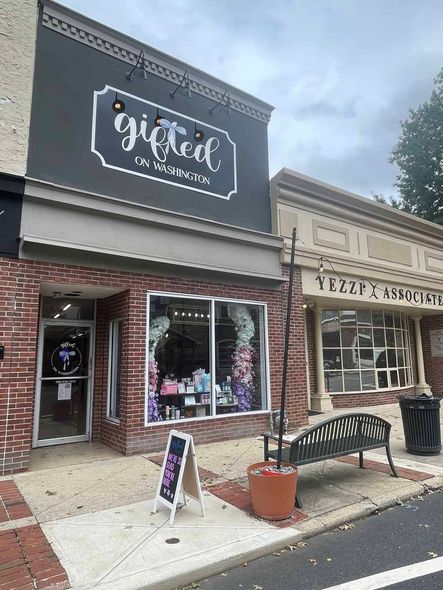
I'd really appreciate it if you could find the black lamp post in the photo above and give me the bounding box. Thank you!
[277,227,296,468]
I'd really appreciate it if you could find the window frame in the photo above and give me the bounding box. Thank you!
[321,309,414,395]
[107,318,123,423]
[145,291,271,426]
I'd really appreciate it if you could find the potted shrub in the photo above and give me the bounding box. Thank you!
[247,461,297,520]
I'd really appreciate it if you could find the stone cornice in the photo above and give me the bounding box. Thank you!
[272,168,443,250]
[41,1,274,124]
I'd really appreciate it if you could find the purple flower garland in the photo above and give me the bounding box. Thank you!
[228,305,256,412]
[147,358,162,422]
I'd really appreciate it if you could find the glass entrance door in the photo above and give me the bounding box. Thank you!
[34,322,93,446]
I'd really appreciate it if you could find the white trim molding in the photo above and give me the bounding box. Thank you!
[145,291,271,426]
[41,1,273,124]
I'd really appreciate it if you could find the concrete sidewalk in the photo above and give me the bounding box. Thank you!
[2,403,443,590]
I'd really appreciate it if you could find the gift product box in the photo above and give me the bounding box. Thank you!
[201,373,211,392]
[192,368,205,385]
[161,383,178,395]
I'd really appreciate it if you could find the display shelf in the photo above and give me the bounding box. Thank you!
[159,392,211,396]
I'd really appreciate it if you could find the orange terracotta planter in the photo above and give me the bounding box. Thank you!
[247,461,298,520]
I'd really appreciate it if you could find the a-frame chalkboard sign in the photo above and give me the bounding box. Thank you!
[153,430,205,525]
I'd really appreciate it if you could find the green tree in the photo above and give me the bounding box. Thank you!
[382,69,443,224]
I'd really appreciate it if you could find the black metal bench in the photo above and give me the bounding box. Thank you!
[263,413,399,508]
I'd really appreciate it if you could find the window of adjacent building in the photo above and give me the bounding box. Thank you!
[107,320,123,420]
[321,309,413,394]
[147,294,268,424]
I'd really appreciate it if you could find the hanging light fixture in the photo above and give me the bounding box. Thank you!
[194,123,204,142]
[112,92,125,113]
[170,70,191,99]
[154,108,163,126]
[126,49,148,80]
[209,89,231,115]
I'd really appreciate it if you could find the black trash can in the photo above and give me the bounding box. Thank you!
[398,394,442,455]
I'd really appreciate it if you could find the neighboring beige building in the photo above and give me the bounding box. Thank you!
[271,168,443,412]
[0,0,38,176]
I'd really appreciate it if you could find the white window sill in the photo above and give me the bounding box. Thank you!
[328,384,414,395]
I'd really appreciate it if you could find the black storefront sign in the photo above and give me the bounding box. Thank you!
[159,433,186,504]
[153,430,205,525]
[92,86,237,200]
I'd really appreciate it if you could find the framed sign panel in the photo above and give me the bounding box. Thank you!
[153,430,205,525]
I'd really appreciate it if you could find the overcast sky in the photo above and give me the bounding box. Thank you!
[61,0,443,198]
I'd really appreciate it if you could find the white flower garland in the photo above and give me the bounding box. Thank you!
[149,316,170,360]
[148,315,170,422]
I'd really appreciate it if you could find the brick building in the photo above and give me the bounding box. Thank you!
[0,1,308,476]
[1,1,443,477]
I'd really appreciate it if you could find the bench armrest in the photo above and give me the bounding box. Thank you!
[261,432,281,443]
[261,432,290,460]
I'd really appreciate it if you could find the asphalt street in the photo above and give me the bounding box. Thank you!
[184,491,443,590]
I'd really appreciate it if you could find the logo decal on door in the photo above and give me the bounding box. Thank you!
[51,342,83,376]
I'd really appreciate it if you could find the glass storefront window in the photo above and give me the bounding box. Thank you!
[107,320,123,420]
[41,297,94,321]
[214,301,267,415]
[357,310,372,326]
[148,295,211,422]
[322,309,413,394]
[361,370,376,390]
[321,311,341,347]
[325,371,343,393]
[147,294,268,423]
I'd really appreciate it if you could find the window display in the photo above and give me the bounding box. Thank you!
[214,302,267,415]
[321,309,413,393]
[147,294,268,423]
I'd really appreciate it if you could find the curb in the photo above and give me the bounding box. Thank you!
[296,480,427,541]
[161,529,304,590]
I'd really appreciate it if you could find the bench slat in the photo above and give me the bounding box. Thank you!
[262,412,395,471]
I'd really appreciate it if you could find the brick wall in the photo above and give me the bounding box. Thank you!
[422,314,443,395]
[331,387,415,408]
[0,259,40,474]
[0,256,309,474]
[282,267,309,426]
[93,291,130,453]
